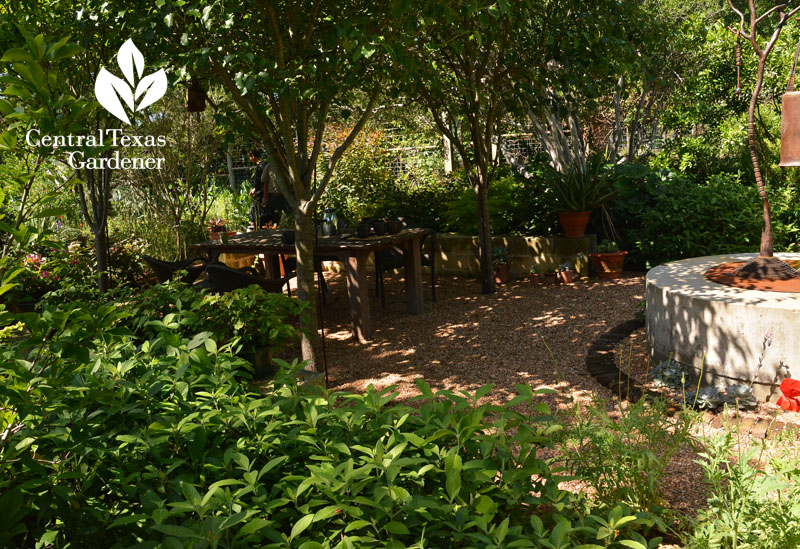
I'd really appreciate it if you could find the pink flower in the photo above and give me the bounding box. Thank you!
[41,270,50,278]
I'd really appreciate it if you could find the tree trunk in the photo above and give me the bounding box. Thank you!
[474,176,495,294]
[94,228,110,292]
[294,207,320,370]
[747,59,774,258]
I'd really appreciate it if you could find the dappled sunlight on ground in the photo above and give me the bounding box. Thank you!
[313,271,646,409]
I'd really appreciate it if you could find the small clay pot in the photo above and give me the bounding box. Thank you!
[282,230,295,244]
[386,220,402,234]
[544,272,558,285]
[559,270,575,284]
[528,273,542,285]
[371,219,386,236]
[493,264,510,284]
[357,222,371,239]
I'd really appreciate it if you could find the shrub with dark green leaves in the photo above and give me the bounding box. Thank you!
[0,302,666,547]
[611,165,761,269]
[444,167,554,236]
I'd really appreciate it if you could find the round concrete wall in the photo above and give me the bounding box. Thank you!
[647,253,800,401]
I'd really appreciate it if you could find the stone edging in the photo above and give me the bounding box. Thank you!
[586,317,794,439]
[585,317,646,402]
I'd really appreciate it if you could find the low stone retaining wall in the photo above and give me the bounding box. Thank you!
[321,233,596,277]
[436,233,596,277]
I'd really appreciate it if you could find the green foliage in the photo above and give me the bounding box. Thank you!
[596,239,620,253]
[689,430,800,548]
[320,127,465,231]
[0,298,666,547]
[125,281,306,354]
[611,164,762,268]
[492,246,508,266]
[445,166,553,236]
[770,176,800,252]
[321,129,395,227]
[548,153,617,213]
[562,396,697,515]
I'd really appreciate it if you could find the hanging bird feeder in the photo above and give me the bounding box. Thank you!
[186,78,206,112]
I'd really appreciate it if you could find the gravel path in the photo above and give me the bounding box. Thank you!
[319,272,646,405]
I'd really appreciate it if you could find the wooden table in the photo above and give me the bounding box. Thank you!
[192,228,429,342]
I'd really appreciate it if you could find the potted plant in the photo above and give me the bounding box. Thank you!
[549,153,616,238]
[208,218,236,241]
[544,266,558,285]
[589,239,628,279]
[557,260,576,284]
[492,246,510,284]
[528,265,542,284]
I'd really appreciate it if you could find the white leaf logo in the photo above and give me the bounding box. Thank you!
[95,39,168,125]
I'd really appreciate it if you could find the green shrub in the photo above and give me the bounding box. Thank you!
[0,301,666,547]
[125,281,306,354]
[562,395,697,515]
[444,166,553,236]
[771,176,800,252]
[612,165,761,268]
[321,129,395,227]
[689,428,800,548]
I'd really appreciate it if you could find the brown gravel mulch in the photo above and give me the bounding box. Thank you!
[317,272,643,406]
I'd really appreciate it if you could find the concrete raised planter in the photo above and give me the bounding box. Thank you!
[323,233,596,278]
[436,233,595,278]
[647,253,800,401]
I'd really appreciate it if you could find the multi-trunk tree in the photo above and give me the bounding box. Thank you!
[118,0,409,367]
[403,1,532,294]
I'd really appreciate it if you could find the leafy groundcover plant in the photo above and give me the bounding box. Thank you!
[690,426,800,549]
[0,297,666,547]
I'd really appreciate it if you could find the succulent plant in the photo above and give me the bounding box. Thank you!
[596,239,620,253]
[492,246,509,266]
[650,359,686,390]
[722,384,758,410]
[558,260,575,272]
[685,386,723,410]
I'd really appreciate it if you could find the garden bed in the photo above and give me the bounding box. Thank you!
[305,270,800,527]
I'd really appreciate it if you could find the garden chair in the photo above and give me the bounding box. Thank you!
[142,254,208,284]
[375,223,436,308]
[203,262,290,295]
[275,254,334,304]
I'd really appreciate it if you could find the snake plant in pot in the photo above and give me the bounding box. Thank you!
[549,153,616,237]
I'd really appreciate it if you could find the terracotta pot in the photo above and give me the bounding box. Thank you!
[544,272,558,285]
[559,270,575,284]
[589,251,628,279]
[528,273,542,284]
[558,211,591,238]
[493,264,510,284]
